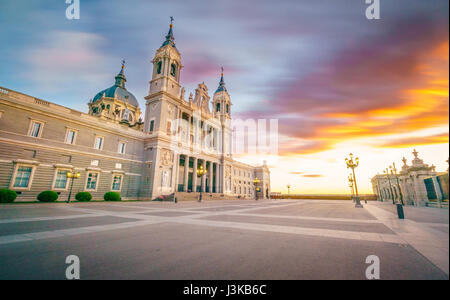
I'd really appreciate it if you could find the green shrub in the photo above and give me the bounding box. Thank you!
[0,189,17,203]
[75,192,92,202]
[104,191,121,201]
[37,191,59,202]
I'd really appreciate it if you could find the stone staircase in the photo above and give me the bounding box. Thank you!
[426,200,449,209]
[152,193,175,202]
[173,192,252,202]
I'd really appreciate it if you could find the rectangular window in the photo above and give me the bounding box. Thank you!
[29,121,42,138]
[13,166,33,188]
[112,174,122,191]
[54,170,69,189]
[118,142,126,154]
[86,172,98,190]
[65,130,76,144]
[94,136,103,150]
[149,120,155,132]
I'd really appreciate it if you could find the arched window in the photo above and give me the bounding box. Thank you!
[216,103,220,112]
[170,63,176,77]
[156,61,162,74]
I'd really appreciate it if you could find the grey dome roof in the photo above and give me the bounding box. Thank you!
[92,64,139,107]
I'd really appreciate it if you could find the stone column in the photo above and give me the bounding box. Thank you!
[187,114,191,144]
[215,163,220,193]
[172,153,179,193]
[209,162,214,193]
[192,157,198,192]
[202,160,207,192]
[183,155,189,192]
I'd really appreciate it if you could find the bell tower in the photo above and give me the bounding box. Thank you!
[212,67,233,158]
[212,67,232,120]
[148,17,182,98]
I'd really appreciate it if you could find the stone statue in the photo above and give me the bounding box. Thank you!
[194,90,201,106]
[122,108,130,121]
[180,87,185,101]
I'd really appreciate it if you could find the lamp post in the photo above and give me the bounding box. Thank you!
[196,164,207,202]
[384,168,395,204]
[345,153,362,208]
[390,162,404,205]
[253,177,261,200]
[388,164,405,219]
[287,184,291,199]
[348,174,355,199]
[66,171,81,203]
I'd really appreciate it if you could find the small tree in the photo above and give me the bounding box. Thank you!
[0,189,17,203]
[75,192,92,202]
[37,191,59,202]
[104,191,121,201]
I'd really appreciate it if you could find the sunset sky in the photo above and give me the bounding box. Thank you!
[0,0,448,194]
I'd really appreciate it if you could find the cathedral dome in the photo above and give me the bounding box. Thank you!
[92,62,139,108]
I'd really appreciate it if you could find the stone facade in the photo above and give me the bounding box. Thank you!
[0,24,270,202]
[371,150,448,207]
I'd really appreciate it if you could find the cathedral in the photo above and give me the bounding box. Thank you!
[0,22,271,201]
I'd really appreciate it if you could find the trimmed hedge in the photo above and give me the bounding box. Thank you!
[37,191,59,202]
[75,192,92,202]
[104,191,121,201]
[0,189,17,203]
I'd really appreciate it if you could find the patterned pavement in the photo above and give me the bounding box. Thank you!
[0,199,447,279]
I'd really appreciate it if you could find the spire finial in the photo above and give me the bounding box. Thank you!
[115,59,126,88]
[215,66,227,93]
[161,17,176,48]
[413,149,418,158]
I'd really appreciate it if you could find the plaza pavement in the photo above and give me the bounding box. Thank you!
[0,199,448,280]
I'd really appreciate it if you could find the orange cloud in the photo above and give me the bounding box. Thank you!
[378,133,449,148]
[290,40,449,153]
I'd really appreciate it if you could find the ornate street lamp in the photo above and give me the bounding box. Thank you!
[390,162,404,205]
[384,168,395,204]
[253,177,261,200]
[348,174,355,198]
[286,184,291,198]
[66,171,81,203]
[345,153,362,208]
[196,164,207,202]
